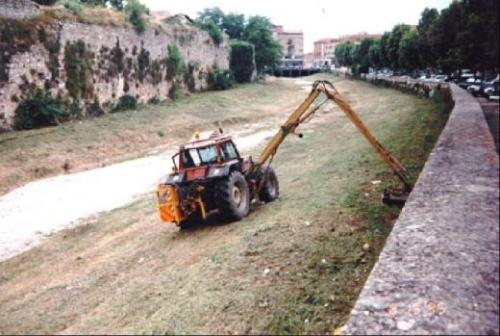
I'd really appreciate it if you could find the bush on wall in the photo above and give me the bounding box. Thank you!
[14,89,69,130]
[207,66,235,90]
[113,94,137,112]
[230,40,255,83]
[165,44,186,81]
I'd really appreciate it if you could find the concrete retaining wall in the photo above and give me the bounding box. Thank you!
[343,84,499,334]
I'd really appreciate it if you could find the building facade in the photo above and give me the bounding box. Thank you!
[272,25,304,68]
[313,32,382,68]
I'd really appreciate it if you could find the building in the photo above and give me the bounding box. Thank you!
[313,32,382,68]
[303,52,314,68]
[272,25,304,68]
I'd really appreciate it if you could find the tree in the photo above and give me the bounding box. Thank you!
[197,7,225,26]
[398,30,420,70]
[417,8,439,68]
[222,13,246,39]
[349,44,360,65]
[430,2,464,72]
[199,21,223,45]
[356,38,375,73]
[195,8,282,73]
[457,0,499,72]
[230,40,255,83]
[368,41,382,68]
[386,24,411,69]
[244,16,282,73]
[334,42,354,66]
[379,32,391,68]
[195,7,224,45]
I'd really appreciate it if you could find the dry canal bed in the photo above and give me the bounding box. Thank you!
[0,75,449,334]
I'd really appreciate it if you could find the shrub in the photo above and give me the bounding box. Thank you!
[168,82,183,100]
[86,98,104,116]
[79,0,107,6]
[125,0,148,33]
[62,0,83,14]
[184,62,197,91]
[14,89,69,130]
[69,98,82,117]
[137,47,150,82]
[198,21,223,45]
[108,39,124,76]
[165,44,186,81]
[207,66,235,90]
[113,94,137,112]
[32,0,58,4]
[148,96,161,104]
[108,0,124,10]
[230,40,255,83]
[64,40,94,100]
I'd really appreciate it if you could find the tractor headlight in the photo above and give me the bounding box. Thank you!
[208,167,224,178]
[166,173,184,183]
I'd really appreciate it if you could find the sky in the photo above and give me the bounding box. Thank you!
[142,0,453,53]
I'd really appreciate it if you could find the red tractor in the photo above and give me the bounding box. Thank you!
[157,80,413,229]
[157,130,279,229]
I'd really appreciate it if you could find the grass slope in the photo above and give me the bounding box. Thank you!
[0,75,450,334]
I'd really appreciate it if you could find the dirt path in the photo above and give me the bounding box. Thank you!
[0,126,277,261]
[0,76,448,334]
[0,78,310,261]
[0,78,303,196]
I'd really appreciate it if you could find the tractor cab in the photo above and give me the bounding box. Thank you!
[158,129,267,227]
[167,130,253,184]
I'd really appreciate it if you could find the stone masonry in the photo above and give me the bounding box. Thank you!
[0,0,40,19]
[343,83,499,335]
[0,7,230,129]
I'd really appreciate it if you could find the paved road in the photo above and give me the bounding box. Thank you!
[477,96,499,153]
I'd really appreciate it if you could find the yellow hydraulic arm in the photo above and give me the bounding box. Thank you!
[253,80,413,192]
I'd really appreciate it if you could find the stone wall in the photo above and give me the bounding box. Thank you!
[0,0,40,19]
[0,10,230,129]
[343,83,499,334]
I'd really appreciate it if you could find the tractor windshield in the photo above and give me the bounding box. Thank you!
[181,145,218,168]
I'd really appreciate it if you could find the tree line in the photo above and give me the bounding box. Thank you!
[335,0,499,75]
[195,7,282,76]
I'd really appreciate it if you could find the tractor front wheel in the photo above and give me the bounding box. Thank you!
[216,171,250,221]
[258,167,280,202]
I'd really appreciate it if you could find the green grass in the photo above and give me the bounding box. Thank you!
[262,78,450,334]
[0,75,450,334]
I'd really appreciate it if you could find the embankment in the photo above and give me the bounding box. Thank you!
[344,82,499,334]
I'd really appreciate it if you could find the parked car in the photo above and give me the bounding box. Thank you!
[485,81,499,101]
[467,83,482,96]
[469,75,499,97]
[454,73,474,84]
[433,75,449,82]
[458,76,481,89]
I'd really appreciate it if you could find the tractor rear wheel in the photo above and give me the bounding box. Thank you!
[215,171,250,220]
[258,167,280,202]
